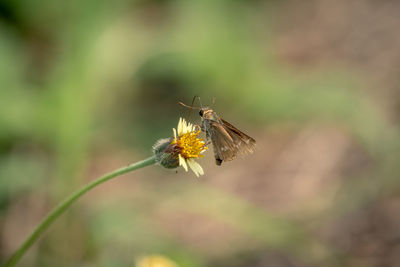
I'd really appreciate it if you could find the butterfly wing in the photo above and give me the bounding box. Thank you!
[220,119,256,156]
[210,119,256,164]
[209,122,238,164]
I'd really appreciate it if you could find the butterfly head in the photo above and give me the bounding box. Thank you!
[199,107,217,120]
[178,99,217,121]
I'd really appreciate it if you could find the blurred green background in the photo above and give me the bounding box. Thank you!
[1,0,400,266]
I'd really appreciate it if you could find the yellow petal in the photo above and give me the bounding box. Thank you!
[188,123,194,132]
[178,154,188,171]
[186,159,200,177]
[177,118,183,135]
[187,158,204,177]
[182,119,188,134]
[173,128,177,139]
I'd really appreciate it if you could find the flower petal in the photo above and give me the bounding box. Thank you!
[178,154,188,171]
[178,118,183,135]
[187,158,204,177]
[189,123,194,132]
[173,128,177,139]
[182,119,187,134]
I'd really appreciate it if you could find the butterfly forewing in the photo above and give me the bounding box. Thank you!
[210,122,238,162]
[198,106,256,165]
[210,119,256,162]
[221,119,256,147]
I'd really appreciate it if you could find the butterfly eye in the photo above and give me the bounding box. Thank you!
[199,110,204,117]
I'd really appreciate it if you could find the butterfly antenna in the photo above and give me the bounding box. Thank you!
[196,96,203,109]
[178,98,200,121]
[178,102,200,109]
[186,96,197,121]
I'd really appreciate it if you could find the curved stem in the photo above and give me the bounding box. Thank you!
[5,156,156,267]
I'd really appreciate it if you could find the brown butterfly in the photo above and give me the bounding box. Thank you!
[179,97,256,165]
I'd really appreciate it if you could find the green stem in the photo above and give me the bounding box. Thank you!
[5,156,156,267]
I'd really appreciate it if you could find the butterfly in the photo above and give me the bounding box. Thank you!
[179,97,256,165]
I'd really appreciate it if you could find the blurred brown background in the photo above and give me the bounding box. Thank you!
[1,0,400,266]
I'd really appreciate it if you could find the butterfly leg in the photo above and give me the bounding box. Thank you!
[194,124,202,132]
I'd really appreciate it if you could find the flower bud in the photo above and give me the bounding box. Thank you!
[152,138,180,169]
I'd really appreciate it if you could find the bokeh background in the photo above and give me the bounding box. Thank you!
[1,0,400,266]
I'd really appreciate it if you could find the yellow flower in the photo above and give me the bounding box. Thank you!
[170,118,207,177]
[136,254,178,267]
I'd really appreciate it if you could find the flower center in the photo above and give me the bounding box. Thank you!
[172,131,207,159]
